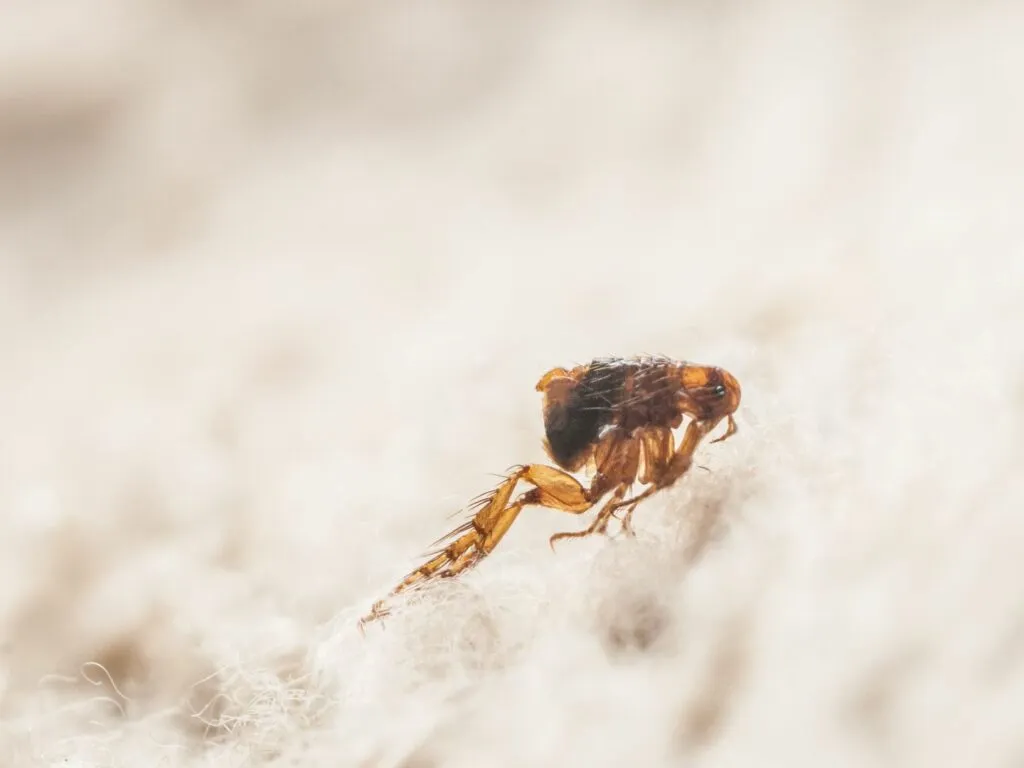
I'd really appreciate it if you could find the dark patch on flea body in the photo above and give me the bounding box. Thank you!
[543,360,627,468]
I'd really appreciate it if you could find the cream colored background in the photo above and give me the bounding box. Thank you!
[2,2,1023,766]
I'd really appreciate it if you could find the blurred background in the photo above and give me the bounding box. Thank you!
[2,1,1023,766]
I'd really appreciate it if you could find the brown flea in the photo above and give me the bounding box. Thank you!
[358,355,742,630]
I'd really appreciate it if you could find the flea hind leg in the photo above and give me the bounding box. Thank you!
[548,429,642,548]
[549,483,630,548]
[359,463,599,629]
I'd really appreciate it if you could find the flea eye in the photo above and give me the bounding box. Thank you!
[713,385,727,397]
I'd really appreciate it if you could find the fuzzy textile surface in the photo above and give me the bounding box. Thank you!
[2,2,1023,767]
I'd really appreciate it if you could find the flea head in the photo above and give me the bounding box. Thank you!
[679,365,741,420]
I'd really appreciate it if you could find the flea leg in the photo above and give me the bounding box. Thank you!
[609,425,672,537]
[549,483,630,548]
[608,416,724,517]
[360,430,647,630]
[614,501,638,536]
[709,414,738,444]
[547,429,641,548]
[359,463,600,629]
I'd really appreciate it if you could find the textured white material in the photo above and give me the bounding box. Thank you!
[1,2,1023,766]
